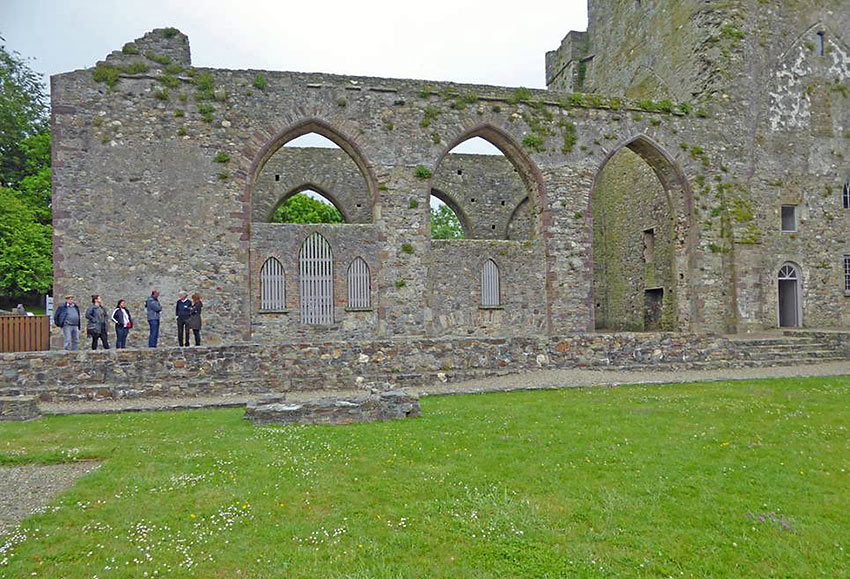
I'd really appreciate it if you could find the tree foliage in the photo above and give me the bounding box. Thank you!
[271,193,344,224]
[431,202,465,240]
[0,39,52,297]
[0,39,47,186]
[0,187,52,294]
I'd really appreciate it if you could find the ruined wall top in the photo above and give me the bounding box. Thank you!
[104,27,191,69]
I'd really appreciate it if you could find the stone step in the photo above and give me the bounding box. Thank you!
[730,338,826,347]
[743,342,833,351]
[740,350,841,360]
[616,356,847,372]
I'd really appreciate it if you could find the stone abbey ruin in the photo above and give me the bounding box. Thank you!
[5,0,847,402]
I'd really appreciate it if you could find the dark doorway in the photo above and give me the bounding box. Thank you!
[778,263,801,328]
[644,288,664,331]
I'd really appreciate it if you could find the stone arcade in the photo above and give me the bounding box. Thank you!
[50,2,850,348]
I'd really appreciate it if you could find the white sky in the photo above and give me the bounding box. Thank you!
[1,0,586,90]
[2,0,587,203]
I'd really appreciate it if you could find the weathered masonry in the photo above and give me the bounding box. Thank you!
[51,1,850,346]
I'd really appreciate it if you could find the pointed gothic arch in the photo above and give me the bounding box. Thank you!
[435,123,548,220]
[269,183,348,223]
[247,118,380,220]
[590,134,697,332]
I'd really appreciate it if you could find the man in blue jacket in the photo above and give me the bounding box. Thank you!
[145,289,162,348]
[175,291,192,347]
[54,294,81,351]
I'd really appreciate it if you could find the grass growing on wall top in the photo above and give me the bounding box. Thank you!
[1,375,849,578]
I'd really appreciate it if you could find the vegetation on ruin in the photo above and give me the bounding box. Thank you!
[413,165,433,180]
[197,103,215,123]
[145,50,171,66]
[253,74,268,90]
[1,376,849,577]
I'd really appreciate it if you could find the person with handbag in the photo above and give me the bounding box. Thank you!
[110,299,133,349]
[188,293,203,346]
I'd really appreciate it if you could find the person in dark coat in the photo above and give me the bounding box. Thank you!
[54,294,81,351]
[175,291,192,347]
[188,293,203,346]
[85,294,110,350]
[110,299,133,349]
[145,290,162,348]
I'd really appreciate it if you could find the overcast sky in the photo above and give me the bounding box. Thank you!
[1,1,588,178]
[1,0,586,90]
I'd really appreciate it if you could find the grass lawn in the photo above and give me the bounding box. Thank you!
[1,376,848,578]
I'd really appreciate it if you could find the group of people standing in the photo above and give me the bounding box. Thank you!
[54,290,203,351]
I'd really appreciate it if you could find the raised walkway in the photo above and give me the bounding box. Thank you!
[41,359,850,415]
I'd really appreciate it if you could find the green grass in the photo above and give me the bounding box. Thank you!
[1,376,848,578]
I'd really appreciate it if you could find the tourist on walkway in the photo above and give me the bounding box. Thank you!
[85,295,110,350]
[145,290,162,348]
[54,294,81,351]
[188,293,203,346]
[175,291,192,347]
[111,299,133,349]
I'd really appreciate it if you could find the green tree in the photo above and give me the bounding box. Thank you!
[0,39,48,186]
[0,187,52,294]
[271,193,344,224]
[0,38,52,298]
[431,203,465,239]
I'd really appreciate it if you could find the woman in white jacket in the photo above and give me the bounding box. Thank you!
[111,299,133,349]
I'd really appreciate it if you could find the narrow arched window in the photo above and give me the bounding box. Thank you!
[299,233,334,325]
[843,182,849,209]
[347,257,371,309]
[481,259,500,307]
[260,257,286,310]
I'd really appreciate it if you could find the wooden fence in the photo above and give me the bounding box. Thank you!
[0,315,50,353]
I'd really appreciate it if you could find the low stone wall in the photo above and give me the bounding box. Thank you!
[245,391,420,425]
[0,332,847,402]
[0,396,41,421]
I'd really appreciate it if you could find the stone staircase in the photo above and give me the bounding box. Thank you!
[720,334,847,367]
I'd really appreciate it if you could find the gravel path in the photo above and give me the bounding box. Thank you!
[414,360,850,396]
[39,360,850,414]
[0,462,101,536]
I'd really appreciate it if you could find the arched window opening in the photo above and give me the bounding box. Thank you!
[271,188,344,224]
[260,257,286,311]
[481,259,501,307]
[432,136,531,240]
[253,131,371,224]
[430,192,466,240]
[842,181,849,209]
[299,233,334,325]
[778,262,802,328]
[347,257,371,310]
[592,143,677,332]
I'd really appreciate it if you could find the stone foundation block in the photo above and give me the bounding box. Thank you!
[0,396,41,422]
[245,390,420,425]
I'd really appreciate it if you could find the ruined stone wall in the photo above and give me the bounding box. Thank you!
[249,224,380,342]
[57,24,834,345]
[547,1,744,101]
[5,332,848,402]
[739,11,850,330]
[546,1,850,332]
[432,154,531,239]
[427,240,547,336]
[253,147,371,223]
[592,148,674,331]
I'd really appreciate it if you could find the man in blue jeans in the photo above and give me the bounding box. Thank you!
[145,289,162,347]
